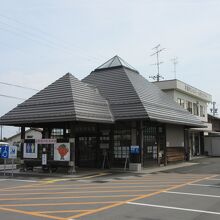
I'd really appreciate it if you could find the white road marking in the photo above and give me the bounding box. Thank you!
[127,202,220,215]
[0,179,37,183]
[165,191,220,198]
[188,183,220,188]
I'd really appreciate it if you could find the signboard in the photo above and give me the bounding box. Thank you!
[0,146,9,159]
[9,146,17,159]
[36,139,56,144]
[130,145,140,154]
[42,154,47,165]
[23,143,38,159]
[54,143,70,161]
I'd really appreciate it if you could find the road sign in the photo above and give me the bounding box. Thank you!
[0,146,9,159]
[9,146,17,159]
[130,145,140,154]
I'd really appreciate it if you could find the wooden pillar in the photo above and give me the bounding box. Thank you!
[137,120,143,165]
[184,128,190,161]
[69,123,76,173]
[20,126,25,171]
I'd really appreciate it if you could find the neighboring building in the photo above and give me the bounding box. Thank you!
[0,56,204,171]
[6,128,42,148]
[204,114,220,156]
[208,114,220,132]
[154,79,212,158]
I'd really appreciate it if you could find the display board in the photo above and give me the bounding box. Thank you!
[54,143,70,161]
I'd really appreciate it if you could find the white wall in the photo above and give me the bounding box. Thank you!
[173,90,208,122]
[166,124,184,147]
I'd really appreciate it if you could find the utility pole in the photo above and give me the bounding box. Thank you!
[210,102,218,116]
[171,57,178,79]
[0,125,2,141]
[149,44,165,81]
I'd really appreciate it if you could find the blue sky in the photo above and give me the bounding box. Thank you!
[0,0,220,137]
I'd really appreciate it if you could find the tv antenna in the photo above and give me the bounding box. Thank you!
[171,57,178,79]
[149,44,166,81]
[210,101,218,116]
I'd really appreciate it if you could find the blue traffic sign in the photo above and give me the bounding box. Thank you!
[130,145,140,154]
[0,146,9,159]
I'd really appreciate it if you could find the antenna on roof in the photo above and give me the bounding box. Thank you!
[210,101,218,116]
[171,57,178,79]
[149,44,165,81]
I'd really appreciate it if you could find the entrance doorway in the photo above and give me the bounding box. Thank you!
[76,136,97,167]
[143,124,166,167]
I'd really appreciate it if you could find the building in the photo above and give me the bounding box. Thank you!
[6,128,42,147]
[0,56,204,172]
[154,79,212,158]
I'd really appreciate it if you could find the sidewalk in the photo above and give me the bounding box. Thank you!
[0,160,200,178]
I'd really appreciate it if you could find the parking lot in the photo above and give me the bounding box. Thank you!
[0,157,220,220]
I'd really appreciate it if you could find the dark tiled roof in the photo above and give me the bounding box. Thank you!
[0,73,114,126]
[83,65,204,127]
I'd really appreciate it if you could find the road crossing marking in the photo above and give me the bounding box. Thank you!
[189,183,220,188]
[165,191,220,198]
[127,201,220,215]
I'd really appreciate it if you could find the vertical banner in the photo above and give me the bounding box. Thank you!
[23,142,38,159]
[9,146,17,159]
[42,154,47,165]
[54,143,70,161]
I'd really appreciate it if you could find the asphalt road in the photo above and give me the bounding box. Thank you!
[0,157,219,220]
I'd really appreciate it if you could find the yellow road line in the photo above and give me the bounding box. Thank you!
[0,207,67,220]
[0,184,189,192]
[0,194,142,201]
[0,184,178,192]
[0,172,110,191]
[45,172,110,184]
[0,200,123,207]
[0,188,156,197]
[38,209,93,214]
[69,174,218,219]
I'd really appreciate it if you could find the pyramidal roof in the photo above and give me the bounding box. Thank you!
[0,73,114,126]
[96,55,137,71]
[83,59,204,127]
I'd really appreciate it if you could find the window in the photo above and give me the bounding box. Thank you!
[200,105,205,117]
[186,101,193,113]
[177,98,185,108]
[113,128,131,159]
[193,103,199,116]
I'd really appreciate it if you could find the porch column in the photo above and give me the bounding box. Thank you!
[20,126,25,171]
[69,123,76,174]
[137,120,143,166]
[184,128,190,161]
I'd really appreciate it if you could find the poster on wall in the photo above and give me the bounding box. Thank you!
[23,143,38,159]
[54,143,70,161]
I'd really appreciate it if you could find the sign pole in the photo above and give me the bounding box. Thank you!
[4,159,6,176]
[11,159,14,177]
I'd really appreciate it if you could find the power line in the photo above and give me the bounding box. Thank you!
[0,14,104,63]
[0,81,39,91]
[149,44,165,82]
[0,94,26,100]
